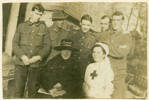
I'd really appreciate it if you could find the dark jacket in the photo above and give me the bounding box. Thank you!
[40,54,82,98]
[12,21,51,67]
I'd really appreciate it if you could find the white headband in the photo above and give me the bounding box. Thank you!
[95,42,109,56]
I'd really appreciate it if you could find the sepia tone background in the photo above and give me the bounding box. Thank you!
[2,2,147,98]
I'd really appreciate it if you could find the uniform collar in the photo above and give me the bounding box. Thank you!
[50,22,62,32]
[105,29,111,32]
[112,30,123,35]
[26,20,41,26]
[80,28,91,36]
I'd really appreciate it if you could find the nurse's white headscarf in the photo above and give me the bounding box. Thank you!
[94,42,109,56]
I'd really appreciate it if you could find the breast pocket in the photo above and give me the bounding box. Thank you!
[20,32,29,45]
[33,33,45,46]
[84,37,95,49]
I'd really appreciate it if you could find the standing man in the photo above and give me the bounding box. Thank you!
[42,11,69,61]
[67,14,97,80]
[97,15,111,43]
[12,4,51,98]
[107,11,133,98]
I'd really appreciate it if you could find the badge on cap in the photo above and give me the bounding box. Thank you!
[37,32,45,36]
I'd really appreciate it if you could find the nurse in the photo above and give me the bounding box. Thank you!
[83,42,114,98]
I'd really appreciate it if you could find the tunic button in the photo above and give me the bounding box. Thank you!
[30,50,32,53]
[80,49,82,52]
[82,37,85,39]
[78,57,80,59]
[32,30,34,33]
[81,43,83,45]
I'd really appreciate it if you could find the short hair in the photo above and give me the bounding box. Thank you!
[32,4,44,13]
[101,15,111,23]
[81,14,93,23]
[112,11,124,20]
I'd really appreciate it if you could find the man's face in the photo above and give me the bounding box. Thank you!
[61,50,72,60]
[80,19,92,33]
[112,15,123,31]
[100,17,110,32]
[31,9,43,23]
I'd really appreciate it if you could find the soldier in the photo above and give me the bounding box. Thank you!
[43,11,69,61]
[97,15,111,43]
[100,15,111,32]
[107,11,133,98]
[67,14,97,80]
[12,4,51,98]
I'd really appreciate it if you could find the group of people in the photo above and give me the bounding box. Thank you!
[12,4,133,99]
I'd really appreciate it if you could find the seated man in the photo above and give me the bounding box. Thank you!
[38,39,82,98]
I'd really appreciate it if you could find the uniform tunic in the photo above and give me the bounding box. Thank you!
[83,57,114,98]
[97,30,133,98]
[13,21,51,67]
[67,29,97,78]
[40,55,82,98]
[46,23,69,61]
[12,20,51,97]
[97,30,111,43]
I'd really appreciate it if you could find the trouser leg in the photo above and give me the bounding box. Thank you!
[14,65,28,98]
[109,58,127,98]
[27,68,41,98]
[112,75,127,98]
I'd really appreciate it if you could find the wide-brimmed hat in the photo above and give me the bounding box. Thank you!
[93,42,109,56]
[54,39,78,51]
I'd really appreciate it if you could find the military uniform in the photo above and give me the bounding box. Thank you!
[67,29,97,79]
[40,54,82,98]
[46,23,69,61]
[98,30,133,98]
[97,30,111,43]
[12,20,51,98]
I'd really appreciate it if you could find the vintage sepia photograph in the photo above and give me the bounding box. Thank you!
[1,1,148,99]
